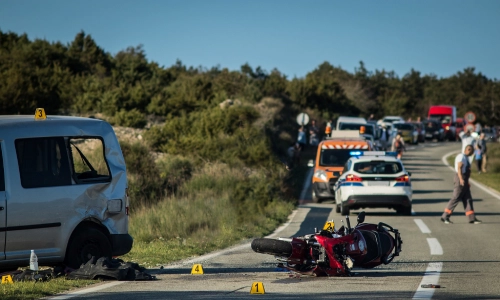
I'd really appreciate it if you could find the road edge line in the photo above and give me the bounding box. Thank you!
[442,151,500,200]
[48,281,124,299]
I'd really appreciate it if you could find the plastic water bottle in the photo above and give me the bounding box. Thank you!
[30,249,38,271]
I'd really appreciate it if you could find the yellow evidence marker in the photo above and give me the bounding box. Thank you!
[1,275,13,284]
[191,264,204,275]
[250,282,265,294]
[34,108,47,120]
[322,220,335,232]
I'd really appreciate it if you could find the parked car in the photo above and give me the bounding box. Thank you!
[410,121,426,143]
[423,119,445,141]
[0,109,133,271]
[378,116,405,126]
[482,127,497,142]
[393,122,418,145]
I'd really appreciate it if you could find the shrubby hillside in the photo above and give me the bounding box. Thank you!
[1,30,499,264]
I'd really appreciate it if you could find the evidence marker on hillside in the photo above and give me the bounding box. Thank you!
[191,264,204,275]
[250,282,265,294]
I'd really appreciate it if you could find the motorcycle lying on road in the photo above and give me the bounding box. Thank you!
[251,211,402,276]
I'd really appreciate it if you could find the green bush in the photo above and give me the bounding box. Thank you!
[157,156,193,192]
[113,108,147,128]
[119,141,166,208]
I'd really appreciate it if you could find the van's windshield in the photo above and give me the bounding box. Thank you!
[429,114,451,124]
[339,123,374,135]
[319,149,354,167]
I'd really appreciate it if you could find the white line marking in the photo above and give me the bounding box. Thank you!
[411,208,416,216]
[49,282,124,299]
[443,150,500,200]
[412,262,443,299]
[427,238,443,255]
[414,219,431,233]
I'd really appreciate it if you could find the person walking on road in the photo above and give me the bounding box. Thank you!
[441,145,482,224]
[391,134,406,159]
[474,145,483,174]
[477,132,487,173]
[379,125,389,151]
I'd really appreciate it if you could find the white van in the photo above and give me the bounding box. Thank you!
[0,109,132,270]
[336,116,367,130]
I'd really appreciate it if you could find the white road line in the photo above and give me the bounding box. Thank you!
[412,262,443,299]
[414,219,431,233]
[427,238,443,255]
[442,150,500,201]
[411,208,416,216]
[50,282,124,299]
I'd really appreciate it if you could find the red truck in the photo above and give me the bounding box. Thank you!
[427,105,457,141]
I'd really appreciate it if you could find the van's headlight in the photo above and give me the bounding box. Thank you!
[314,170,328,182]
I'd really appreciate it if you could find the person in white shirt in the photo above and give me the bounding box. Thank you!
[441,145,481,224]
[459,129,475,152]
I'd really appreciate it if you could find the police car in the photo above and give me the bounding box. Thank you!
[333,151,412,216]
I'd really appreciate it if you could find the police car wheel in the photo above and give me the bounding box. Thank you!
[341,204,350,216]
[312,191,320,203]
[396,205,412,216]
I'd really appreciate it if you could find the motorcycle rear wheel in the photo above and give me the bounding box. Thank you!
[251,238,292,257]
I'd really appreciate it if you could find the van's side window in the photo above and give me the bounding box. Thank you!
[68,138,111,183]
[15,137,72,188]
[0,144,5,192]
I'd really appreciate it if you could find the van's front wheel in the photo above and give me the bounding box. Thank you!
[65,227,112,269]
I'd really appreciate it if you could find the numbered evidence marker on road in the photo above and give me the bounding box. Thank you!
[250,282,265,294]
[191,264,204,275]
[1,275,13,284]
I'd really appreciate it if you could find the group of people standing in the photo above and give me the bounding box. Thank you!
[286,120,320,170]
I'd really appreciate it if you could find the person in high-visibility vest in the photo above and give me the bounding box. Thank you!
[325,119,333,137]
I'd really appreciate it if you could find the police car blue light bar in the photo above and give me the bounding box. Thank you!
[349,151,398,157]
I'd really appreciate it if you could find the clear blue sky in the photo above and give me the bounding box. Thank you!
[1,0,499,79]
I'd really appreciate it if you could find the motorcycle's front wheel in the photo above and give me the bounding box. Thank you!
[251,238,292,257]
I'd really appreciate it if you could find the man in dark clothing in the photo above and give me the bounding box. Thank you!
[441,145,482,224]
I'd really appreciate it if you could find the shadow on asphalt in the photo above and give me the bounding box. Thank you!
[412,190,453,194]
[403,163,448,167]
[412,198,485,204]
[404,158,442,162]
[411,178,444,182]
[64,290,498,300]
[395,260,500,264]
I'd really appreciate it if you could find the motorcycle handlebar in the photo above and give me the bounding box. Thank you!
[346,216,351,233]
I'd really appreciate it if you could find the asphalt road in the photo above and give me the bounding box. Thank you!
[49,142,500,300]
